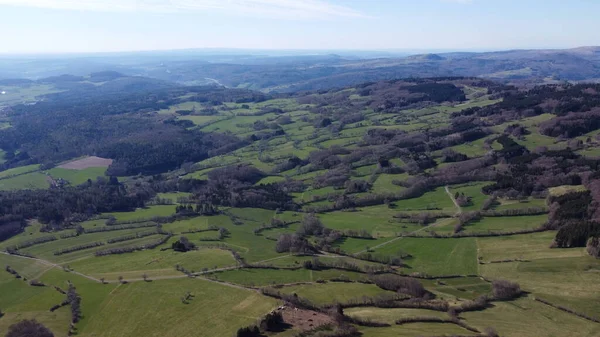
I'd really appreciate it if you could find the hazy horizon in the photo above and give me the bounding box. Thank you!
[0,0,599,54]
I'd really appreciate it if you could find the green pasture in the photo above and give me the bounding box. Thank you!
[0,172,48,190]
[464,214,547,233]
[372,237,478,276]
[0,164,41,179]
[276,282,393,305]
[447,182,492,211]
[319,205,419,237]
[393,187,455,212]
[48,167,107,186]
[104,205,177,221]
[68,246,237,281]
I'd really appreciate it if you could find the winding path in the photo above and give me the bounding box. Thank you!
[445,185,462,215]
[354,223,436,255]
[0,250,102,283]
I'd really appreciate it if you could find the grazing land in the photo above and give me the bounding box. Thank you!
[58,156,113,170]
[1,76,600,337]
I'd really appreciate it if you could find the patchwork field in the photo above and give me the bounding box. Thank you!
[1,81,600,337]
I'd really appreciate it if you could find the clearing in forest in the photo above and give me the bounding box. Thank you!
[58,156,113,170]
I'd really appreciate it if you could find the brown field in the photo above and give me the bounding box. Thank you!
[281,307,333,331]
[58,156,113,170]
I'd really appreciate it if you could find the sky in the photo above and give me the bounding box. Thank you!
[0,0,598,54]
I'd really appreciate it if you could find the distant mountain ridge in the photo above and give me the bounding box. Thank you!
[1,46,600,91]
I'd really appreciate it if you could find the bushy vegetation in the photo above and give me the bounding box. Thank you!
[6,319,54,337]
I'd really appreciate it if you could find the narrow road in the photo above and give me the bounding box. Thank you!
[354,223,436,255]
[445,185,462,215]
[205,78,226,87]
[0,251,102,283]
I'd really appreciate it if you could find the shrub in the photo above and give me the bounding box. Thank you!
[259,311,284,331]
[172,236,196,252]
[6,319,54,337]
[492,279,522,300]
[370,274,428,298]
[587,237,600,258]
[235,326,260,337]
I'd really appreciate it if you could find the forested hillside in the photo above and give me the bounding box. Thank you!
[1,76,600,337]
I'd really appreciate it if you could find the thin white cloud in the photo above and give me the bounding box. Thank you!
[0,0,366,18]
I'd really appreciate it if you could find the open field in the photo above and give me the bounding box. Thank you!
[68,247,237,281]
[346,307,448,324]
[58,156,113,170]
[0,172,49,190]
[105,205,177,221]
[0,84,62,106]
[358,324,475,337]
[0,164,41,179]
[373,237,478,276]
[275,282,393,305]
[448,182,492,211]
[76,278,278,337]
[393,187,456,212]
[464,214,547,233]
[463,297,600,337]
[48,167,108,185]
[319,205,417,237]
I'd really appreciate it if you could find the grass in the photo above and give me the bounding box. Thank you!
[75,277,277,337]
[449,137,494,157]
[358,323,474,337]
[0,84,62,105]
[178,115,223,125]
[372,237,478,276]
[421,276,492,300]
[319,205,420,237]
[476,231,586,261]
[0,222,57,251]
[293,186,338,204]
[548,185,587,196]
[578,147,600,157]
[448,182,492,211]
[477,232,600,317]
[372,173,408,193]
[516,131,564,151]
[211,268,369,286]
[48,167,108,186]
[104,205,177,221]
[0,164,41,179]
[346,307,448,324]
[0,172,49,190]
[462,296,600,337]
[68,246,237,281]
[0,254,71,336]
[464,214,548,233]
[257,176,286,185]
[156,192,192,203]
[275,282,393,305]
[0,258,277,337]
[20,232,160,263]
[393,187,455,212]
[494,197,547,210]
